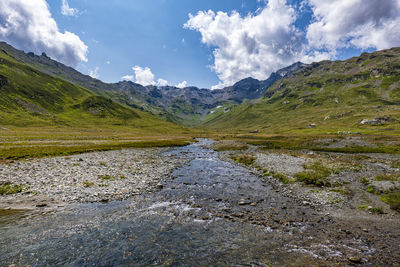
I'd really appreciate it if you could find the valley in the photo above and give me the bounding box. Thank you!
[1,41,400,265]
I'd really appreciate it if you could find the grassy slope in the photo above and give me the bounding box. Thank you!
[0,49,203,159]
[0,49,187,133]
[201,48,400,135]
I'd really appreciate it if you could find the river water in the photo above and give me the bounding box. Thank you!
[0,139,326,266]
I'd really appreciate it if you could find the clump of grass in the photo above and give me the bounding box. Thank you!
[119,174,126,179]
[360,177,370,185]
[375,173,399,181]
[99,161,107,167]
[358,205,385,214]
[366,185,377,194]
[231,154,257,166]
[380,192,400,211]
[98,183,108,187]
[330,188,351,196]
[272,172,290,184]
[98,174,117,181]
[294,161,332,187]
[83,181,94,187]
[369,207,384,214]
[0,183,28,195]
[391,160,400,168]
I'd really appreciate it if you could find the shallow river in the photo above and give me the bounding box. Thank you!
[0,139,330,266]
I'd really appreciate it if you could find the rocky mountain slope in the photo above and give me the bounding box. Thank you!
[202,47,400,134]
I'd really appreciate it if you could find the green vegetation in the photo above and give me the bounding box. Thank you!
[201,48,400,135]
[294,162,333,187]
[358,205,385,214]
[0,134,192,160]
[231,154,257,166]
[361,177,370,185]
[366,185,376,194]
[0,183,28,195]
[381,192,400,211]
[375,173,399,181]
[272,172,290,184]
[98,175,117,181]
[83,181,95,187]
[213,142,249,151]
[330,188,351,196]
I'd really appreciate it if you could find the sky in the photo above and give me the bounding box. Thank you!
[0,0,399,89]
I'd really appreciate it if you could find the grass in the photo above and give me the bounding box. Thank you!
[361,177,370,185]
[0,127,194,160]
[330,188,351,196]
[380,192,400,211]
[358,205,385,214]
[272,172,290,184]
[0,183,28,195]
[294,161,332,187]
[98,175,117,181]
[375,173,399,181]
[221,134,400,155]
[213,143,249,151]
[231,154,257,166]
[83,181,95,187]
[200,48,400,135]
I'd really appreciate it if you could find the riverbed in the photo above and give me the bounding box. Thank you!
[0,139,399,266]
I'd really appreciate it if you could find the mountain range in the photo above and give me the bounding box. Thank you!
[1,41,399,134]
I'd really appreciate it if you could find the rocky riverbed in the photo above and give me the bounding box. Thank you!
[1,139,400,266]
[0,147,188,209]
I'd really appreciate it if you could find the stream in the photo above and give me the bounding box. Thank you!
[0,139,338,266]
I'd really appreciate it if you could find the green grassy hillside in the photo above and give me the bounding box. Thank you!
[0,49,186,134]
[202,48,400,135]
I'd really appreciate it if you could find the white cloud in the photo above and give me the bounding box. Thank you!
[307,0,400,52]
[185,0,400,89]
[61,0,79,17]
[132,66,156,86]
[157,78,169,86]
[123,66,170,86]
[184,0,308,89]
[106,60,111,65]
[89,66,99,79]
[122,75,133,81]
[0,0,88,66]
[176,81,187,88]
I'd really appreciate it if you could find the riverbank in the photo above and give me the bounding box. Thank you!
[214,139,400,265]
[0,147,189,209]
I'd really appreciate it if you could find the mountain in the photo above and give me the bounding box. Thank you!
[0,42,304,126]
[0,45,185,134]
[201,47,400,134]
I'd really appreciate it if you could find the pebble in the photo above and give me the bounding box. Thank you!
[0,148,188,206]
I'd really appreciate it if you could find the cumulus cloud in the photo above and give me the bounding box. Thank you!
[0,0,88,66]
[61,0,79,17]
[176,81,187,88]
[185,0,400,88]
[157,78,169,86]
[307,0,400,52]
[132,66,156,86]
[184,0,307,89]
[89,66,99,79]
[123,66,171,86]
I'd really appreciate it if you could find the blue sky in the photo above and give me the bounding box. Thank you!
[48,0,266,88]
[1,0,399,89]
